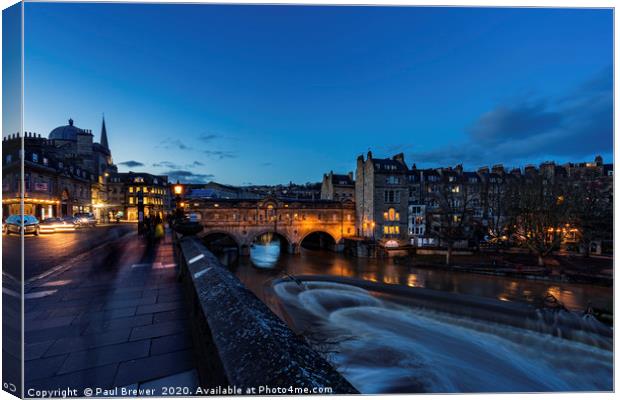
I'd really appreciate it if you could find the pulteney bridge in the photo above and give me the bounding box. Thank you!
[184,196,356,254]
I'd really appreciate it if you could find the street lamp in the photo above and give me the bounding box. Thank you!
[173,181,185,222]
[173,182,184,196]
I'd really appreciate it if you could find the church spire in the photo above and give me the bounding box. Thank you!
[100,114,109,149]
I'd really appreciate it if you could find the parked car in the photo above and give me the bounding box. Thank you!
[39,217,79,234]
[74,212,97,227]
[4,215,40,236]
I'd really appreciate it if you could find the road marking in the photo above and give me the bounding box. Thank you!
[24,290,57,299]
[39,279,72,287]
[188,254,204,265]
[131,263,151,269]
[162,263,177,269]
[2,287,20,298]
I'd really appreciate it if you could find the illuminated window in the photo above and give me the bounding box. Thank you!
[383,226,389,234]
[129,197,134,204]
[384,208,400,221]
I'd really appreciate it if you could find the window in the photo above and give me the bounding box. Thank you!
[129,197,134,204]
[451,185,460,193]
[134,177,144,183]
[32,153,38,163]
[5,154,12,164]
[387,176,400,184]
[129,186,134,193]
[384,190,400,203]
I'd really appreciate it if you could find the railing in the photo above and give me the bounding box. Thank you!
[173,234,358,394]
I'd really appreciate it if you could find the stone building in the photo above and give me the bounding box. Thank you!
[320,171,354,202]
[354,150,613,253]
[355,151,409,246]
[107,172,170,221]
[2,117,171,222]
[2,117,116,220]
[2,131,95,219]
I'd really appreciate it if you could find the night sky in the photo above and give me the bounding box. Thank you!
[9,4,614,184]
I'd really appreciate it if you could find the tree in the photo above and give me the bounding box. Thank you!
[566,172,613,256]
[507,174,570,267]
[485,174,510,245]
[429,176,475,265]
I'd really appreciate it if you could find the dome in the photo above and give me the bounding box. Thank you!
[49,118,83,141]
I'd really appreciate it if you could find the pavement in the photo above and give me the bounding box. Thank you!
[3,224,135,281]
[22,229,199,395]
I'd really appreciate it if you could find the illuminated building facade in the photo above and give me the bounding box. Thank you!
[2,117,171,222]
[107,172,170,221]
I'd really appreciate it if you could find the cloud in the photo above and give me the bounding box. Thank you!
[203,150,236,159]
[467,101,562,143]
[410,67,612,167]
[152,161,181,169]
[260,162,272,167]
[191,161,205,167]
[157,138,190,150]
[162,170,215,184]
[118,160,144,168]
[198,134,220,142]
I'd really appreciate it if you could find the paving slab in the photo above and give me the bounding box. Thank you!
[24,231,196,392]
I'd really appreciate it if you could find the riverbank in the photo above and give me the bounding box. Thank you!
[393,251,613,287]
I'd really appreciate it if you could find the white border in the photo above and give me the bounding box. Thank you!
[0,1,616,400]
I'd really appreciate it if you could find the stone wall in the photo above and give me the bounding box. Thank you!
[174,235,358,394]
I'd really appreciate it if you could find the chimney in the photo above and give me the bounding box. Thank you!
[392,152,405,165]
[367,150,373,160]
[348,171,354,181]
[491,164,505,175]
[595,155,603,166]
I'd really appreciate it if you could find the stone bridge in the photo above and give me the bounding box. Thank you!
[184,196,356,254]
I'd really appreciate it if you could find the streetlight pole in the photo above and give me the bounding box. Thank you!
[173,180,184,224]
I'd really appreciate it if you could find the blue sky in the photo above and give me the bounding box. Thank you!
[14,4,614,184]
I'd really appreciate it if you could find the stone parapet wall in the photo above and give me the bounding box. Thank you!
[174,235,358,394]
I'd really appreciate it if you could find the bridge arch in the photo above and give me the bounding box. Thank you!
[299,230,340,251]
[250,230,292,246]
[200,229,242,245]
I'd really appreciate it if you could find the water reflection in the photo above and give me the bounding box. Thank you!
[231,243,612,312]
[250,242,281,269]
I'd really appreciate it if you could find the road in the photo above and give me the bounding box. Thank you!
[3,224,135,281]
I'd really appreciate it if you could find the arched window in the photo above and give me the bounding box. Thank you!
[384,208,400,221]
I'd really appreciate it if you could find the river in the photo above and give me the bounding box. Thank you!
[231,242,612,312]
[225,242,613,393]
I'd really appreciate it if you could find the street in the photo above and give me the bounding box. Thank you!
[3,224,135,281]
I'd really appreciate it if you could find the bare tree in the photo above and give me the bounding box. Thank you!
[566,172,613,257]
[429,176,475,265]
[485,175,510,244]
[507,174,570,267]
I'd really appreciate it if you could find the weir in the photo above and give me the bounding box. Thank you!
[272,277,613,393]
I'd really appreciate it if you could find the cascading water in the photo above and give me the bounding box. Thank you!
[273,280,613,393]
